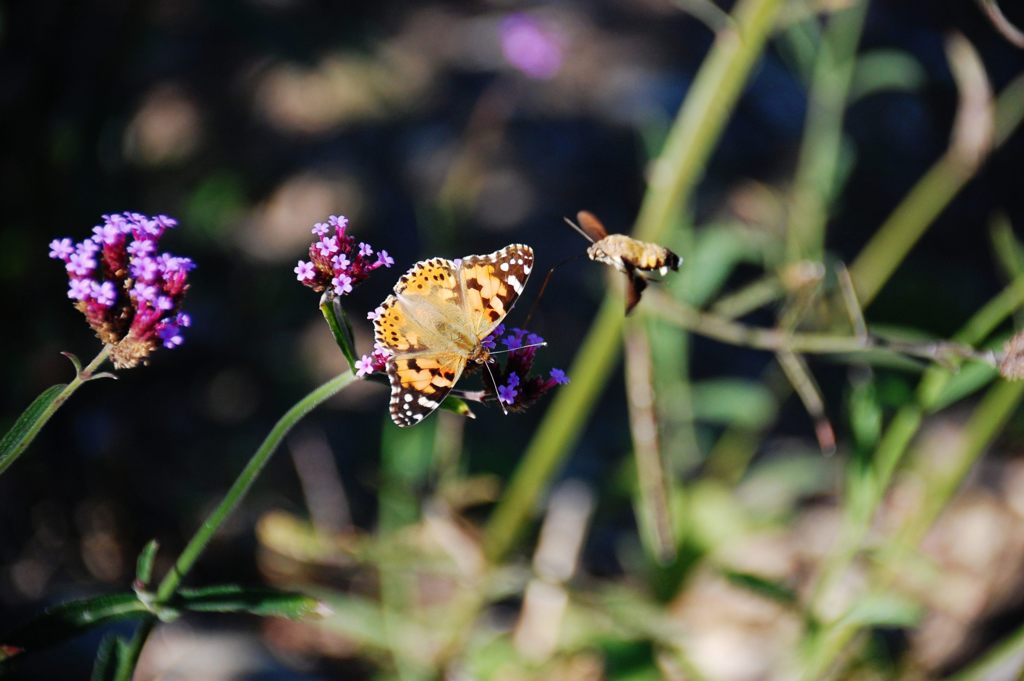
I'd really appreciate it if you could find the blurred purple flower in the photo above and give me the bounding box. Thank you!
[295,214,393,298]
[500,14,564,80]
[49,212,194,368]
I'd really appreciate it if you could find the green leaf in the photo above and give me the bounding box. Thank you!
[439,394,475,419]
[691,379,777,429]
[849,50,926,102]
[839,593,923,629]
[90,635,130,681]
[1,593,147,652]
[927,361,1000,413]
[175,585,326,619]
[0,383,67,476]
[320,295,359,372]
[675,225,779,307]
[848,378,882,453]
[721,569,798,606]
[135,540,159,587]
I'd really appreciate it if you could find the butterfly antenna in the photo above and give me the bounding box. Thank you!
[522,254,584,329]
[483,359,508,416]
[489,341,548,355]
[563,216,595,243]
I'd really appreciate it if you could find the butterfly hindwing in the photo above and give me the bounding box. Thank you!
[387,354,466,427]
[458,244,534,337]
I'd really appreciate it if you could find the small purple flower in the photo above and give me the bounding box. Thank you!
[91,281,117,307]
[294,260,316,282]
[132,283,158,302]
[49,238,74,260]
[128,239,155,257]
[367,306,384,321]
[315,236,339,257]
[502,331,524,350]
[68,279,92,301]
[312,222,330,236]
[358,242,373,257]
[131,257,159,282]
[332,273,353,296]
[526,332,544,347]
[50,212,193,368]
[376,250,395,268]
[354,354,376,377]
[332,254,351,270]
[157,322,184,348]
[497,382,518,405]
[500,13,564,80]
[66,252,96,276]
[328,215,349,233]
[550,368,569,385]
[92,222,123,245]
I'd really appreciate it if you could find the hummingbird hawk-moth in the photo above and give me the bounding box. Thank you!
[567,210,681,313]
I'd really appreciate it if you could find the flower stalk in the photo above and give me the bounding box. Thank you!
[114,369,357,679]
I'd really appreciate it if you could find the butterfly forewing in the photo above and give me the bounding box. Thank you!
[458,243,534,338]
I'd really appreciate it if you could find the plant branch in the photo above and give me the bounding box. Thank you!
[113,369,357,680]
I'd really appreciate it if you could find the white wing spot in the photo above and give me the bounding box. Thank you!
[507,274,523,293]
[404,393,413,403]
[500,262,509,271]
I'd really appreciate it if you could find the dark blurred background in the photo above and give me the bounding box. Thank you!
[3,0,1024,677]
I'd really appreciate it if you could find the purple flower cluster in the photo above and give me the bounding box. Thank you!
[294,215,394,297]
[355,343,393,378]
[49,213,193,368]
[483,325,569,411]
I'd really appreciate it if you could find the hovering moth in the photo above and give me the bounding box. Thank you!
[567,210,681,313]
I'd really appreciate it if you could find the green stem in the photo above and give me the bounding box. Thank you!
[648,291,995,365]
[0,344,113,477]
[483,0,786,564]
[786,0,868,262]
[113,369,357,680]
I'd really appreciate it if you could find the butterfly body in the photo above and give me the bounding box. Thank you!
[374,244,534,427]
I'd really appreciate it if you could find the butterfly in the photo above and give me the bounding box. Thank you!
[567,210,680,313]
[373,244,534,427]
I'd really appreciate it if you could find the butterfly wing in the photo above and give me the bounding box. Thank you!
[374,258,468,428]
[457,244,534,338]
[386,353,467,427]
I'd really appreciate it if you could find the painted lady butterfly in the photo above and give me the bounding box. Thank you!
[373,244,534,427]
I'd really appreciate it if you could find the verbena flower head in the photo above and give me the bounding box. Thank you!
[482,325,568,412]
[294,215,393,297]
[49,212,193,369]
